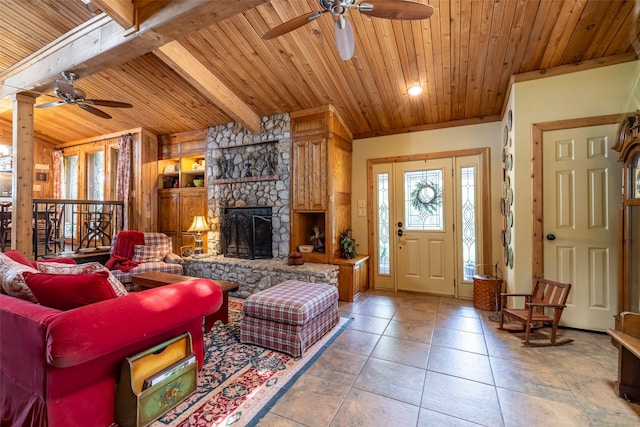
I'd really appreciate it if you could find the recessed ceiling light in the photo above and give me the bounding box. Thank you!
[408,85,423,96]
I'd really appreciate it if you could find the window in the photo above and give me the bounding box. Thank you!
[404,168,444,231]
[460,166,477,281]
[377,172,390,275]
[86,151,104,200]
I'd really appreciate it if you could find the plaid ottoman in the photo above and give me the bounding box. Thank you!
[240,280,339,357]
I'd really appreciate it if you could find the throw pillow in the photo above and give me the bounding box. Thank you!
[143,233,171,259]
[0,252,40,302]
[23,271,116,310]
[35,261,128,297]
[3,249,33,267]
[131,245,162,263]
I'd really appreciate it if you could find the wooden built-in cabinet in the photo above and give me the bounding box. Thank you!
[335,255,370,301]
[290,105,353,265]
[292,137,327,211]
[157,129,208,254]
[613,112,640,326]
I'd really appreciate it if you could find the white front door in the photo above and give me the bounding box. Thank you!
[395,159,455,295]
[543,124,620,331]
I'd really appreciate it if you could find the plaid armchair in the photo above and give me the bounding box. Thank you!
[109,232,183,291]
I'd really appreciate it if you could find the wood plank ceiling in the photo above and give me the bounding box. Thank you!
[0,0,638,145]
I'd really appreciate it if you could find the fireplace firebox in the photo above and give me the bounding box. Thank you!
[221,207,272,259]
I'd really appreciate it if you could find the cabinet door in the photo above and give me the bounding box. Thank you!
[292,140,309,210]
[179,191,207,233]
[158,192,179,233]
[292,138,326,210]
[307,138,327,210]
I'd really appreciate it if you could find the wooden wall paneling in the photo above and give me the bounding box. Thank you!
[138,128,159,231]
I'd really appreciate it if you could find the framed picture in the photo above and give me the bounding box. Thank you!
[35,172,48,182]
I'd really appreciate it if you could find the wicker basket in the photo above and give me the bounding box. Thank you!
[473,275,503,311]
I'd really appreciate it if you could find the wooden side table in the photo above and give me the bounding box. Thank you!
[131,272,239,332]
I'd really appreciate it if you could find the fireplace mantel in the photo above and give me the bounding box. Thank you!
[212,174,280,185]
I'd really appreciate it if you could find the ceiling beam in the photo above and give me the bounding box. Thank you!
[91,0,136,30]
[0,0,269,100]
[155,41,261,134]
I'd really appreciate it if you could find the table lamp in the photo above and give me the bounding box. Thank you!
[187,215,209,255]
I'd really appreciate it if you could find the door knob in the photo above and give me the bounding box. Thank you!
[546,234,556,241]
[397,229,403,237]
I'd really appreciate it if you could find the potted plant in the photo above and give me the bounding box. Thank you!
[339,228,358,259]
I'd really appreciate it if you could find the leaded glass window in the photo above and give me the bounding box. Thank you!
[377,172,390,274]
[461,166,476,281]
[404,169,443,231]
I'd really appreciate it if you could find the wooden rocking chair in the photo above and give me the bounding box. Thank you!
[498,277,573,347]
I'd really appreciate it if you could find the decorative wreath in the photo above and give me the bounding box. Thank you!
[410,180,442,215]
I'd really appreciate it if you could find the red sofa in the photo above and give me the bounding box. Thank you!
[1,276,223,427]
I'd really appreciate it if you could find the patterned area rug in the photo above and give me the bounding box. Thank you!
[151,299,350,427]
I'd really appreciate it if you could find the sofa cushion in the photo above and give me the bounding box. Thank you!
[23,271,116,310]
[35,261,128,297]
[0,252,40,302]
[131,245,162,263]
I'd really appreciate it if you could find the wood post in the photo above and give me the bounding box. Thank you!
[11,92,37,257]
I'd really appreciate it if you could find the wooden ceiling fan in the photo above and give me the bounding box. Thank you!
[262,0,434,60]
[36,71,133,119]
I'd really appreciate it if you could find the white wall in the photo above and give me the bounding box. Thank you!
[509,61,640,293]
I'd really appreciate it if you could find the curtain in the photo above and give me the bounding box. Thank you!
[52,150,63,199]
[115,135,132,231]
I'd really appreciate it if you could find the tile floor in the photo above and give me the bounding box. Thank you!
[258,289,640,426]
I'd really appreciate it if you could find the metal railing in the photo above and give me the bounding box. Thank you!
[0,199,124,259]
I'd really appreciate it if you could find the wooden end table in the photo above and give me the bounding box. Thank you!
[131,272,239,332]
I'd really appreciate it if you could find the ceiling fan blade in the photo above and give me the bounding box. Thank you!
[55,79,75,98]
[262,10,327,40]
[35,101,65,109]
[84,99,133,108]
[360,0,435,20]
[334,17,355,60]
[78,103,112,119]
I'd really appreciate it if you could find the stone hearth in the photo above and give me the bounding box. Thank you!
[183,256,338,298]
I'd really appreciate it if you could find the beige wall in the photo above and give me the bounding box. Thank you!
[508,60,640,294]
[352,60,639,293]
[351,121,503,276]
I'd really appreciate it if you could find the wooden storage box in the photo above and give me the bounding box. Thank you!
[115,333,197,427]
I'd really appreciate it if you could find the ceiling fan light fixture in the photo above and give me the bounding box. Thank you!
[334,16,355,60]
[408,85,423,96]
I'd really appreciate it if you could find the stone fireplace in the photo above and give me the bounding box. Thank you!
[204,115,291,259]
[221,207,272,259]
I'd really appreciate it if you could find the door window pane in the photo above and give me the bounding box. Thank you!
[377,172,390,274]
[461,166,477,281]
[404,169,443,231]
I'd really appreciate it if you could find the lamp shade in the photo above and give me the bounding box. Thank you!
[188,215,209,232]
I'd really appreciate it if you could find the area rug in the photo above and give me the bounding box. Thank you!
[151,299,351,427]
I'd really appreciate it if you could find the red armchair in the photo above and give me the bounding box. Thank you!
[0,279,222,427]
